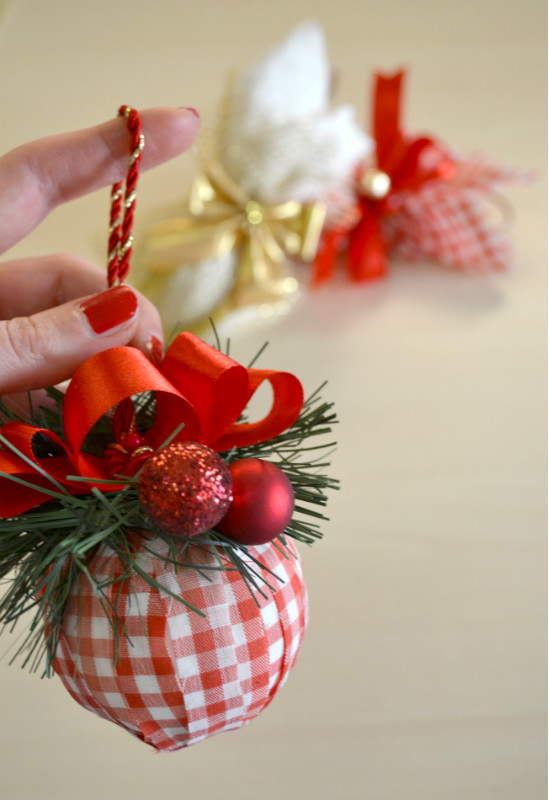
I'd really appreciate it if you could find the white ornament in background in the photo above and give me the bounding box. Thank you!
[216,19,372,216]
[148,20,372,340]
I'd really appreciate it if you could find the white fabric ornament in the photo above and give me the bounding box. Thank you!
[138,20,372,342]
[216,19,372,212]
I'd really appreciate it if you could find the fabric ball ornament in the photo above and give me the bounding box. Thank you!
[54,536,307,751]
[138,442,232,537]
[216,458,295,545]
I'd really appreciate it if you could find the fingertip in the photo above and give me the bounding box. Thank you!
[146,334,165,367]
[179,107,200,120]
[125,286,164,358]
[139,106,201,167]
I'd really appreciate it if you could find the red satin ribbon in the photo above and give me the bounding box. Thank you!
[0,332,304,517]
[314,70,455,283]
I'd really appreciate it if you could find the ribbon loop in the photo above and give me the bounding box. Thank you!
[211,368,304,452]
[0,422,85,516]
[160,332,249,445]
[63,346,201,479]
[0,422,75,482]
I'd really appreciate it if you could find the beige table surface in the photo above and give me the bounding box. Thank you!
[0,1,546,798]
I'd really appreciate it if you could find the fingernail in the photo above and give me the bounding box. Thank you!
[147,334,164,367]
[80,286,138,335]
[179,106,200,120]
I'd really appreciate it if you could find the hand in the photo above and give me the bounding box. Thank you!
[0,106,200,397]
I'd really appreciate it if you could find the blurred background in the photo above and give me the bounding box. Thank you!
[0,1,546,798]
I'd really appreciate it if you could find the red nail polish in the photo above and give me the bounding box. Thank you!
[148,334,164,367]
[180,106,200,120]
[80,286,138,335]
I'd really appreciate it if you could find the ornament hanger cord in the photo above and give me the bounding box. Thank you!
[107,106,145,287]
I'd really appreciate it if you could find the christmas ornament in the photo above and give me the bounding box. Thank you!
[314,69,533,283]
[138,442,233,537]
[217,458,295,545]
[136,20,370,342]
[0,105,339,751]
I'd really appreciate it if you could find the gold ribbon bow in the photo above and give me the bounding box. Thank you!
[141,161,326,317]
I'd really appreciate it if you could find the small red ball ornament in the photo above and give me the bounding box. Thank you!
[138,442,233,537]
[216,458,295,545]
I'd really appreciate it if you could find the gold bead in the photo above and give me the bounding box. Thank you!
[360,168,392,200]
[245,200,264,225]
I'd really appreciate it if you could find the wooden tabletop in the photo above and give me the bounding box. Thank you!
[0,1,545,798]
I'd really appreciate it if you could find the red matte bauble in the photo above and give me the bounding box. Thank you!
[216,458,295,545]
[138,442,233,537]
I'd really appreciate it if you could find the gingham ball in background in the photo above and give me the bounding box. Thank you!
[54,537,308,751]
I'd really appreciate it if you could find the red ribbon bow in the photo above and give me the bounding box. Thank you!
[0,332,304,517]
[315,69,529,282]
[314,69,456,283]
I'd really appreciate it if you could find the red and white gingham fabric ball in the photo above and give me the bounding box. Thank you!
[54,537,307,751]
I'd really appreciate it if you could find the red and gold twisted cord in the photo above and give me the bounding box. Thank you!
[107,105,145,287]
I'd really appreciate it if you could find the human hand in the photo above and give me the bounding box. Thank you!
[0,107,200,397]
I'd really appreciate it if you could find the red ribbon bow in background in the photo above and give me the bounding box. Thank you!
[314,69,527,283]
[0,332,304,517]
[315,70,455,282]
[347,70,456,280]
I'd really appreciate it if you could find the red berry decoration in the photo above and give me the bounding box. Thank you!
[216,458,295,545]
[138,442,233,537]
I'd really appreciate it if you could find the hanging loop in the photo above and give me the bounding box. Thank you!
[107,105,145,287]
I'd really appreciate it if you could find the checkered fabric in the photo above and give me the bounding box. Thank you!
[54,537,308,751]
[383,155,533,272]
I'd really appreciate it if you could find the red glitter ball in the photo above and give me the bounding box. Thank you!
[138,442,233,538]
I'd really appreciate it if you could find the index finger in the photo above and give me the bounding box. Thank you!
[0,106,200,255]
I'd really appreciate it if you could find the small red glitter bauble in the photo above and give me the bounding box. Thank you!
[216,458,295,545]
[138,442,233,538]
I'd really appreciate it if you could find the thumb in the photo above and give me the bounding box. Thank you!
[0,285,141,393]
